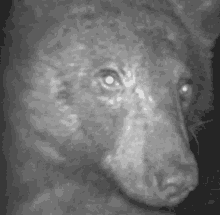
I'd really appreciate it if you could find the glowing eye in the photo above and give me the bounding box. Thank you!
[105,75,115,85]
[102,74,120,89]
[98,68,121,89]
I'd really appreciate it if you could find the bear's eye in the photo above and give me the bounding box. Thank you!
[98,68,122,90]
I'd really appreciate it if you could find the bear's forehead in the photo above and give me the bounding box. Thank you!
[57,29,144,82]
[45,3,185,94]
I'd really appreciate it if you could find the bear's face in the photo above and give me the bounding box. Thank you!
[25,2,197,204]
